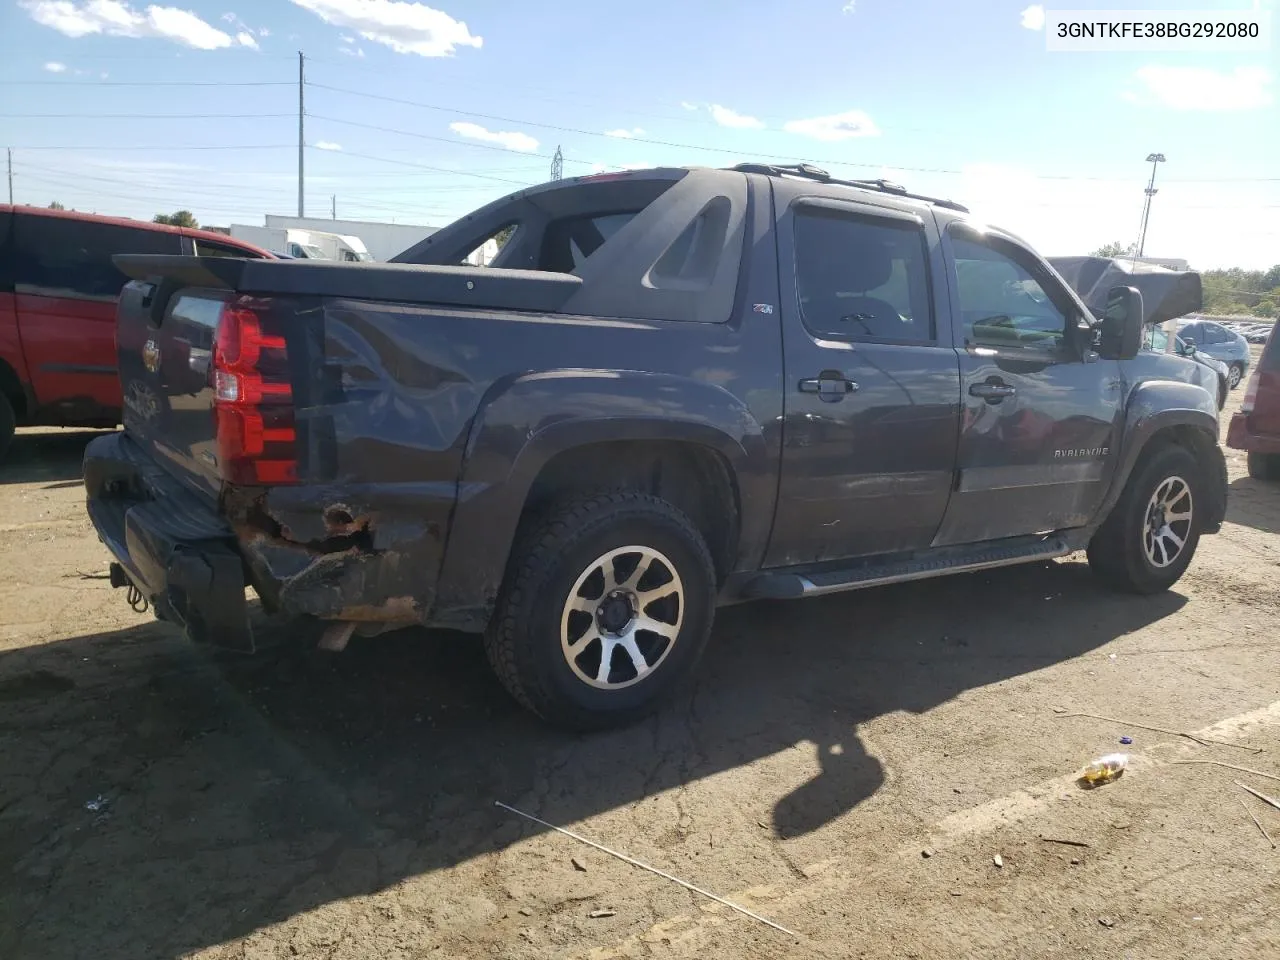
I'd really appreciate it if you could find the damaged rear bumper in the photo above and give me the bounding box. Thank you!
[83,433,455,647]
[84,433,255,651]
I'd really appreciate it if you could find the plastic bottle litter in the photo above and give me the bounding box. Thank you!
[1080,753,1129,787]
[1119,736,1133,745]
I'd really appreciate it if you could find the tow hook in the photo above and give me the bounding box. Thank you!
[108,562,129,589]
[108,562,150,613]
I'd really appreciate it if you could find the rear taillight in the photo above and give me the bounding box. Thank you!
[212,300,297,485]
[1242,367,1261,414]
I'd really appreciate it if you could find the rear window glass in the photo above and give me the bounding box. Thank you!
[539,211,642,273]
[14,215,181,298]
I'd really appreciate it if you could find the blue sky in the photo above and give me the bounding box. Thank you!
[1,0,1276,267]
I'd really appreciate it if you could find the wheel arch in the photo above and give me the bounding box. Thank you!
[1097,380,1226,536]
[430,371,773,632]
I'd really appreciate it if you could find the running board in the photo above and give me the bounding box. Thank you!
[740,537,1072,600]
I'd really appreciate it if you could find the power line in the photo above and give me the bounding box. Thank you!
[0,79,292,87]
[7,144,294,151]
[308,113,593,164]
[13,160,524,200]
[307,146,537,186]
[304,82,1280,184]
[1,113,292,120]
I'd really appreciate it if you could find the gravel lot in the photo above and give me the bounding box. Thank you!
[2,366,1278,960]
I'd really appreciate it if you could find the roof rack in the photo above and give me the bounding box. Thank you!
[729,162,970,213]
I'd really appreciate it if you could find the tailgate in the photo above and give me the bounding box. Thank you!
[116,278,231,500]
[114,256,261,500]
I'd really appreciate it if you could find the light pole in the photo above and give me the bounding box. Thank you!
[1136,152,1165,258]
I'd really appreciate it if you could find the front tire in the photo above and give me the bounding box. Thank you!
[1087,443,1203,594]
[1249,452,1280,481]
[485,491,716,730]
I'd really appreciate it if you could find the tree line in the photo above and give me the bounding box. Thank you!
[1091,242,1279,319]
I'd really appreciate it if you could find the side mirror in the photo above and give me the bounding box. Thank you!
[1097,285,1144,360]
[1183,341,1197,356]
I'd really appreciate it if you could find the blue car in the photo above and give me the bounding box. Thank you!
[1177,318,1251,389]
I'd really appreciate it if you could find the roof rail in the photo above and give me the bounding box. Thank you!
[729,162,970,213]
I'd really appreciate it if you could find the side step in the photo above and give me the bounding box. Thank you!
[740,537,1072,600]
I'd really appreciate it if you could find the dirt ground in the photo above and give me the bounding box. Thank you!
[2,369,1279,960]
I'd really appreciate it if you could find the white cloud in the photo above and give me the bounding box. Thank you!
[21,0,236,49]
[709,104,764,129]
[44,60,67,72]
[680,101,698,112]
[338,44,365,56]
[257,26,269,36]
[449,121,538,152]
[220,10,234,21]
[235,30,257,48]
[340,32,355,41]
[842,0,855,12]
[289,0,482,57]
[1020,4,1045,30]
[1134,65,1273,111]
[314,140,343,151]
[783,109,880,141]
[604,127,644,139]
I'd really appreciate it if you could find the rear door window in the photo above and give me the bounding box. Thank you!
[15,215,181,299]
[792,206,935,343]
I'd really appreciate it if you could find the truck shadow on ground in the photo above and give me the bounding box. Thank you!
[1227,475,1280,536]
[0,562,1184,959]
[0,429,109,485]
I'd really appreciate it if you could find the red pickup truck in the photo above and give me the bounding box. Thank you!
[0,205,272,458]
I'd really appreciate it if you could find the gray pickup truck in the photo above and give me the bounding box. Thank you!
[84,163,1228,729]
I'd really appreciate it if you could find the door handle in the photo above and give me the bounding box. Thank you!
[799,373,858,402]
[969,381,1016,401]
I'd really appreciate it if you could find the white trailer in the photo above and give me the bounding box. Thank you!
[265,215,440,262]
[229,225,332,259]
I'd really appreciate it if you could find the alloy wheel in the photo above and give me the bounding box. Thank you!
[559,545,684,690]
[1143,476,1194,568]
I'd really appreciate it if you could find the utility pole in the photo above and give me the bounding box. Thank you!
[1136,152,1165,259]
[6,148,12,204]
[550,145,563,181]
[331,194,336,219]
[297,51,305,218]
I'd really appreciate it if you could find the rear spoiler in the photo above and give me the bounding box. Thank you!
[112,254,584,315]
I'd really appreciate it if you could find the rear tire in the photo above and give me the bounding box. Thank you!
[484,491,716,731]
[1248,452,1280,482]
[1087,443,1203,594]
[1228,363,1244,390]
[0,394,15,462]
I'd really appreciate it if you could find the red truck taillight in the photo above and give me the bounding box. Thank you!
[1241,367,1261,415]
[213,301,298,485]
